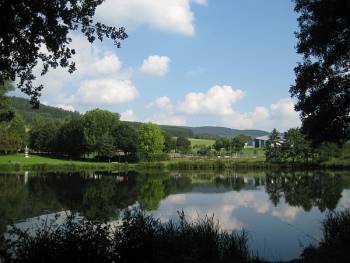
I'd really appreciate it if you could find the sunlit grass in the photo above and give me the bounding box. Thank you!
[189,138,215,147]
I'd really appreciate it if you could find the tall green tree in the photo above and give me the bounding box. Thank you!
[163,132,176,153]
[113,123,138,161]
[0,82,14,122]
[265,129,283,162]
[137,123,165,161]
[283,128,310,164]
[0,0,127,106]
[291,0,350,145]
[81,109,120,154]
[95,134,115,160]
[176,137,191,154]
[56,119,85,158]
[0,112,26,154]
[230,137,245,154]
[29,117,61,152]
[214,138,230,152]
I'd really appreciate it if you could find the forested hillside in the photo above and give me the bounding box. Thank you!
[9,97,80,124]
[9,97,269,138]
[191,126,269,138]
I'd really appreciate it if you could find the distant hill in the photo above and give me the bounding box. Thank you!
[9,97,269,138]
[9,97,80,124]
[191,126,269,138]
[124,122,194,138]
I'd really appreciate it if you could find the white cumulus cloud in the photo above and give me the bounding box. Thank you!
[95,0,207,36]
[270,98,301,130]
[120,109,136,121]
[91,52,122,75]
[145,96,186,126]
[179,85,245,115]
[148,85,300,131]
[76,79,138,105]
[56,104,75,112]
[146,96,172,109]
[140,55,171,76]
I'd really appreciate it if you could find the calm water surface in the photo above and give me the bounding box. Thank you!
[1,170,349,261]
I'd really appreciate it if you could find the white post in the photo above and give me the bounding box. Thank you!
[24,145,29,158]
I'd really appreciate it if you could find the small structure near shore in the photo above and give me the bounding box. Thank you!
[24,146,29,158]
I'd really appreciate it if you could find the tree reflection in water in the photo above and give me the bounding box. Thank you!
[265,172,343,211]
[0,170,349,239]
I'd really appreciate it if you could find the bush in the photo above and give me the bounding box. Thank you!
[138,152,170,162]
[0,210,262,263]
[301,209,350,263]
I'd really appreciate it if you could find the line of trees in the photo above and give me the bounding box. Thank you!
[213,135,250,155]
[27,109,172,162]
[265,128,350,164]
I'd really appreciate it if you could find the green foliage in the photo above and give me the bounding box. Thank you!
[29,117,62,153]
[138,123,165,161]
[291,0,350,145]
[56,119,85,157]
[314,142,342,162]
[191,126,269,138]
[9,97,80,124]
[197,146,213,156]
[137,177,165,210]
[265,129,283,163]
[301,209,350,263]
[0,82,15,122]
[189,138,215,148]
[213,136,245,154]
[0,112,26,154]
[0,210,258,263]
[81,109,120,156]
[283,128,310,164]
[95,134,115,160]
[161,125,194,138]
[163,132,176,153]
[193,133,219,140]
[235,134,251,144]
[230,137,245,154]
[0,1,127,106]
[113,123,138,161]
[214,138,230,152]
[265,172,343,211]
[176,137,191,154]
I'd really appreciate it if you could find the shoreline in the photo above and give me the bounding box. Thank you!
[1,154,350,172]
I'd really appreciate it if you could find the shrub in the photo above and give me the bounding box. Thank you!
[301,209,350,263]
[0,210,261,263]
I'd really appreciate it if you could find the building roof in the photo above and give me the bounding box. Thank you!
[255,135,270,141]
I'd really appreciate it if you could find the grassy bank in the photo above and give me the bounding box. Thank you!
[1,154,350,172]
[0,154,131,172]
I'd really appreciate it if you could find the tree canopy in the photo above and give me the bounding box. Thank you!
[0,0,127,106]
[291,0,350,145]
[0,82,15,122]
[81,109,120,154]
[137,123,165,161]
[176,137,191,154]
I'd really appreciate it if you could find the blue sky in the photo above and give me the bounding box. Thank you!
[27,0,302,131]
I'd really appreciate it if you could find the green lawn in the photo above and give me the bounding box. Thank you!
[0,154,126,172]
[0,154,108,165]
[189,138,215,147]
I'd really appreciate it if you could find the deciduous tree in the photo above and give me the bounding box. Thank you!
[137,123,164,161]
[291,0,350,145]
[0,0,127,106]
[176,137,191,154]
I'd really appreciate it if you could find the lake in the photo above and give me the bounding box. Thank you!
[1,170,349,261]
